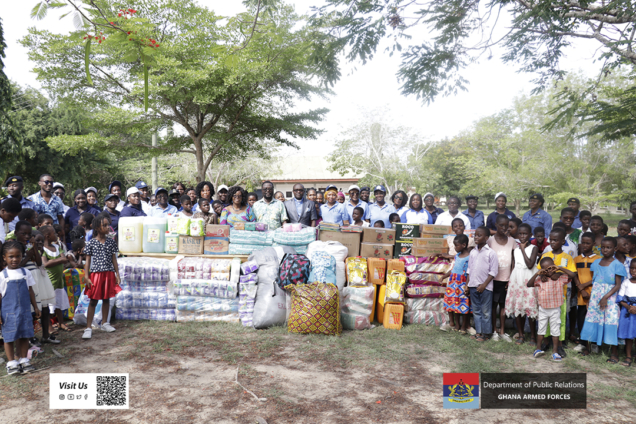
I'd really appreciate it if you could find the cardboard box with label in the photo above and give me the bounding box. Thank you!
[205,224,231,238]
[319,230,361,257]
[394,242,413,258]
[360,242,394,260]
[367,258,386,284]
[413,238,449,248]
[362,228,396,245]
[204,236,230,255]
[178,235,204,254]
[419,224,453,235]
[412,247,449,257]
[392,223,420,241]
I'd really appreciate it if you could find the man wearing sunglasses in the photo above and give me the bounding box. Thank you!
[28,174,66,240]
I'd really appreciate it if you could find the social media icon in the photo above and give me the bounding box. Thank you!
[76,394,82,400]
[68,394,75,400]
[59,394,65,400]
[84,394,88,400]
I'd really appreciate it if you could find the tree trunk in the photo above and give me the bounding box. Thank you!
[194,136,205,183]
[514,198,521,215]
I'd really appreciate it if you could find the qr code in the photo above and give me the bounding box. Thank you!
[96,375,127,406]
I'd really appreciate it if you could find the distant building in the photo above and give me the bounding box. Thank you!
[266,156,361,199]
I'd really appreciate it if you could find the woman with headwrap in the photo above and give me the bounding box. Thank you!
[320,185,350,226]
[337,192,346,204]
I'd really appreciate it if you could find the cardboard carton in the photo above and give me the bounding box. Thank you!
[205,224,231,238]
[361,243,394,260]
[362,228,396,245]
[393,242,413,258]
[392,223,420,241]
[413,238,449,248]
[319,230,361,257]
[419,224,453,235]
[367,258,387,285]
[412,246,449,257]
[178,235,204,254]
[203,236,230,255]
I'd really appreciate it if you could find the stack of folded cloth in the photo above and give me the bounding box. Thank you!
[400,255,452,325]
[228,229,274,255]
[272,227,316,255]
[340,226,363,233]
[318,222,340,232]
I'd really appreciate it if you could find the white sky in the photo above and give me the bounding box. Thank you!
[2,1,602,157]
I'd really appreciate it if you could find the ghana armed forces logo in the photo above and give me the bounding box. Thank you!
[443,373,479,409]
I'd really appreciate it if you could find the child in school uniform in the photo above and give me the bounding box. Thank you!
[82,215,121,339]
[527,257,574,362]
[580,237,627,364]
[487,214,516,342]
[578,210,592,233]
[617,260,636,366]
[1,240,40,374]
[467,226,499,342]
[573,233,601,354]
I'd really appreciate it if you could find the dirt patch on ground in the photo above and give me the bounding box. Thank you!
[1,321,634,423]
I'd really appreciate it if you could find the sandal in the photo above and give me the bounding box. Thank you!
[607,356,619,364]
[515,337,525,345]
[59,324,72,332]
[458,330,467,335]
[621,357,633,367]
[579,349,590,357]
[476,336,486,342]
[530,338,536,346]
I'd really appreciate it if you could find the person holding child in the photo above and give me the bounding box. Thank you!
[527,257,575,361]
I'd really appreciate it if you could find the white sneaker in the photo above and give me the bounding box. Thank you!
[573,344,585,352]
[439,324,452,332]
[101,323,116,333]
[502,333,513,343]
[491,332,500,341]
[82,328,92,340]
[467,327,476,336]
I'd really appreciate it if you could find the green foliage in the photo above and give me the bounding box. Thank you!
[2,85,119,197]
[310,1,636,103]
[0,18,23,169]
[23,0,332,181]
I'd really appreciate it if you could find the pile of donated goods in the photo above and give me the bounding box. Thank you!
[111,236,454,332]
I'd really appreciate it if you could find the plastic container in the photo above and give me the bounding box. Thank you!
[387,259,405,275]
[143,217,167,253]
[118,217,144,254]
[165,232,179,254]
[367,258,386,285]
[383,303,404,330]
[376,285,386,324]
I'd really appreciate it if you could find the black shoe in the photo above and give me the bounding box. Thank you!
[29,337,41,347]
[41,335,61,344]
[557,346,567,358]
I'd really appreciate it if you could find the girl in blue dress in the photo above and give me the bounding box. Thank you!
[580,237,626,364]
[617,260,636,366]
[1,241,41,375]
[442,234,471,333]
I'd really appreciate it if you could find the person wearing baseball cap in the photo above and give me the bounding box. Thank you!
[84,187,102,213]
[522,193,552,233]
[103,193,121,234]
[320,185,350,226]
[120,187,147,217]
[135,181,152,214]
[422,192,444,222]
[345,185,369,221]
[108,180,126,211]
[486,192,516,234]
[149,187,178,217]
[566,197,582,229]
[4,176,35,231]
[367,185,396,228]
[462,195,484,230]
[52,182,71,215]
[216,184,229,206]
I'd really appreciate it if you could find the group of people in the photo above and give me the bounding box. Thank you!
[2,172,636,374]
[440,195,636,367]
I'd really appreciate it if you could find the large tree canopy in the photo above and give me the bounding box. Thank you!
[309,1,636,102]
[23,0,332,182]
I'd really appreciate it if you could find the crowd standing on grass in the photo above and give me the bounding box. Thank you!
[2,172,636,374]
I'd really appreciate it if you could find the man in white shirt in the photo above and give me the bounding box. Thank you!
[135,181,152,215]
